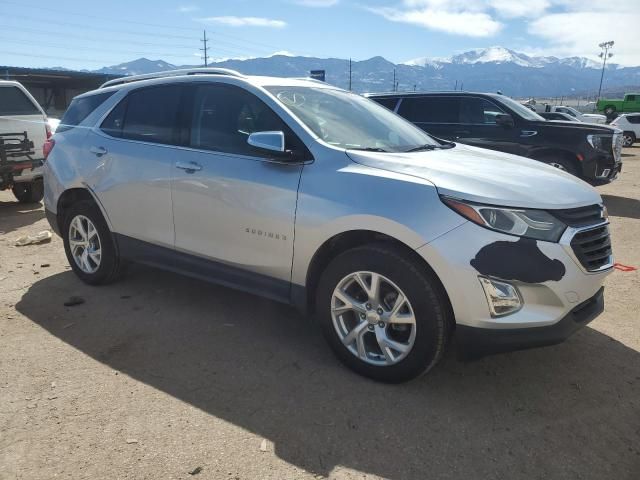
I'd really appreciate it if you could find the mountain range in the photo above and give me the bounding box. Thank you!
[92,47,640,98]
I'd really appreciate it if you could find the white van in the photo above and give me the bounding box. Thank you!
[0,80,50,203]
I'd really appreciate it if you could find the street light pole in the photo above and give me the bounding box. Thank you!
[596,41,614,103]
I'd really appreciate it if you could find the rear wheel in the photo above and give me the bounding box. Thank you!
[12,179,44,204]
[623,132,636,147]
[316,244,450,383]
[62,200,123,285]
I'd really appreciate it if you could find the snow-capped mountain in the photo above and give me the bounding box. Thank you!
[404,47,608,70]
[91,47,639,97]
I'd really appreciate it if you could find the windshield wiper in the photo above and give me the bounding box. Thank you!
[349,147,389,152]
[404,144,438,152]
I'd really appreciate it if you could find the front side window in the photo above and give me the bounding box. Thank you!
[101,85,182,145]
[265,86,440,152]
[459,97,505,124]
[189,83,307,157]
[492,95,545,122]
[0,86,40,115]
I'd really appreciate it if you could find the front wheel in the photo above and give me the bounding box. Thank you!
[316,244,450,383]
[12,179,44,203]
[538,154,578,176]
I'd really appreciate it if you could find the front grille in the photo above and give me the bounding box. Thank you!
[552,204,604,227]
[570,225,612,271]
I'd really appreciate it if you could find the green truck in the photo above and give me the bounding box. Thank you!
[597,93,640,116]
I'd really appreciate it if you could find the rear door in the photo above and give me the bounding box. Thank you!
[0,84,47,163]
[86,84,181,248]
[396,95,461,140]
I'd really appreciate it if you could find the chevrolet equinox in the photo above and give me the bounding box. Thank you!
[43,69,613,382]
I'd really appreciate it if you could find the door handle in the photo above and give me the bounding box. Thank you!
[175,161,202,172]
[90,146,107,157]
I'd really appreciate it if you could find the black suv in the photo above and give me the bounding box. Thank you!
[367,92,623,184]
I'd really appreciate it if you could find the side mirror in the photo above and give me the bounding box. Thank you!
[495,114,514,128]
[248,131,285,153]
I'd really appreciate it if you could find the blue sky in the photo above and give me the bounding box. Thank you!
[0,0,638,70]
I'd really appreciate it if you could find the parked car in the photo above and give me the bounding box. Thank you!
[0,80,51,203]
[45,69,613,382]
[367,92,623,185]
[543,105,606,124]
[610,113,640,147]
[539,112,581,122]
[597,93,640,117]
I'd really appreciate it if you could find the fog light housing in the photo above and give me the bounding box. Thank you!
[478,276,523,317]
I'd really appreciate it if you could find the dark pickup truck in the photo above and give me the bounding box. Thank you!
[367,92,623,185]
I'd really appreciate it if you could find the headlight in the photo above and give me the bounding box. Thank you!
[442,197,567,242]
[587,134,606,150]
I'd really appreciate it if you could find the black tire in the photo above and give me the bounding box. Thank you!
[12,179,44,203]
[62,200,123,285]
[537,154,579,176]
[623,132,636,147]
[315,244,451,383]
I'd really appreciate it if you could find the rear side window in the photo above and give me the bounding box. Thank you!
[397,96,460,123]
[627,115,640,124]
[58,91,115,133]
[373,97,399,111]
[0,86,40,115]
[101,85,182,145]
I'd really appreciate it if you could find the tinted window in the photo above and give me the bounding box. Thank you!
[106,85,182,145]
[626,95,636,101]
[59,91,115,133]
[190,84,307,157]
[397,96,460,123]
[373,97,399,111]
[0,86,40,115]
[459,97,505,124]
[627,115,640,124]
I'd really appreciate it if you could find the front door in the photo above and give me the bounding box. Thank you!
[170,82,306,301]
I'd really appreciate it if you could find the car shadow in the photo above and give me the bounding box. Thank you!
[0,200,45,235]
[602,194,640,220]
[15,267,640,479]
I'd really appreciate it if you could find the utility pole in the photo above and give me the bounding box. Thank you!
[454,80,458,90]
[348,58,352,91]
[393,68,396,92]
[597,41,614,103]
[200,30,210,67]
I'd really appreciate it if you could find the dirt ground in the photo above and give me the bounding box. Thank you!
[1,149,639,480]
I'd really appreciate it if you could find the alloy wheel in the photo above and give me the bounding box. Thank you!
[69,215,102,274]
[623,135,634,147]
[331,271,417,366]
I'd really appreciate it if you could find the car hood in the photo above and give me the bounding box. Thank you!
[346,144,602,210]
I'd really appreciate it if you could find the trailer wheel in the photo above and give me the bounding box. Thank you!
[12,179,44,204]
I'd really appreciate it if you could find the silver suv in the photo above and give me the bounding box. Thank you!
[44,69,613,382]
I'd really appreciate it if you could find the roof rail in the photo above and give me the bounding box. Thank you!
[100,68,245,88]
[292,77,327,85]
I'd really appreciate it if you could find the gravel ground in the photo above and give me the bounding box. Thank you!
[1,149,639,480]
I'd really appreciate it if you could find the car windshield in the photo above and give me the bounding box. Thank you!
[495,95,546,122]
[265,86,441,152]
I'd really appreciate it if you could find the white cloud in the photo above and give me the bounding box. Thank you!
[369,3,502,37]
[529,10,640,66]
[199,16,287,28]
[293,0,339,6]
[488,0,549,18]
[177,5,198,13]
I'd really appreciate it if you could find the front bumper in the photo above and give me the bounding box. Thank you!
[416,220,611,351]
[457,287,604,357]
